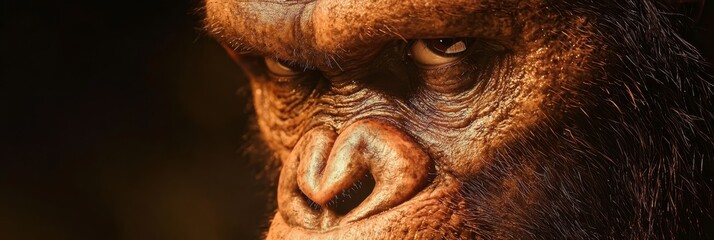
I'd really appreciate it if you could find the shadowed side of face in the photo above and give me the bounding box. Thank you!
[204,0,713,239]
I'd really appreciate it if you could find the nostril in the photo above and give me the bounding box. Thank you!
[282,120,432,228]
[327,174,376,216]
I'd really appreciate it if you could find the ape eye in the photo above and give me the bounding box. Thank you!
[265,58,303,76]
[409,38,471,66]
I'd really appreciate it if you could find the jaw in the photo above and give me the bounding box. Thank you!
[266,177,467,240]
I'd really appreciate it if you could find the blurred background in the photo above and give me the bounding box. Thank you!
[0,1,712,240]
[2,0,268,239]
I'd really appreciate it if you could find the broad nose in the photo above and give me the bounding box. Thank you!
[277,119,432,229]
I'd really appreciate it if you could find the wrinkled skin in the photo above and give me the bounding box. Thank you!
[204,0,713,239]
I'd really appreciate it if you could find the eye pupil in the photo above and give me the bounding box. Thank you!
[408,38,473,66]
[430,39,455,52]
[426,38,468,55]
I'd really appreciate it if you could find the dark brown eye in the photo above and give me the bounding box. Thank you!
[425,38,469,56]
[409,38,471,66]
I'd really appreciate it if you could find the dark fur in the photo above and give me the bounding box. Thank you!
[229,0,713,238]
[457,1,713,239]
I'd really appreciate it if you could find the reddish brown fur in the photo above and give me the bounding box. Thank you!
[205,0,713,239]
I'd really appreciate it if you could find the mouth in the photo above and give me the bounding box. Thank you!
[267,177,463,239]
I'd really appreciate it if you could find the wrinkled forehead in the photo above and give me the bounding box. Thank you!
[204,0,534,62]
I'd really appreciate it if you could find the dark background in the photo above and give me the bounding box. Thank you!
[2,0,267,239]
[1,1,712,240]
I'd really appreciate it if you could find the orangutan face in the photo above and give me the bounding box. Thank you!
[204,0,712,239]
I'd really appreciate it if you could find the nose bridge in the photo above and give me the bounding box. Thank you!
[314,89,398,133]
[316,65,414,132]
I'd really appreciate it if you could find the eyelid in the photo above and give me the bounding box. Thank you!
[265,58,302,77]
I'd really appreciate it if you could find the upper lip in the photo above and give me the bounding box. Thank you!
[268,179,461,240]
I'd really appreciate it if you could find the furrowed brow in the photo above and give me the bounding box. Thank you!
[205,0,517,61]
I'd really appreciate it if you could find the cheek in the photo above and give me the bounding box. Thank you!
[412,85,549,177]
[250,77,318,160]
[412,45,595,177]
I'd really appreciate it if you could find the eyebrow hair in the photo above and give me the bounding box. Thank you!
[205,0,517,61]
